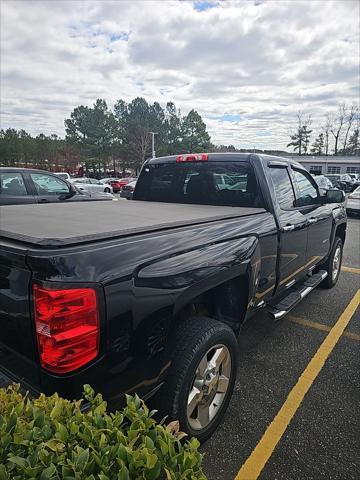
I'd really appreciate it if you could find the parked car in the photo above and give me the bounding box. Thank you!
[0,168,113,205]
[325,174,352,192]
[120,180,137,199]
[347,174,360,190]
[312,174,334,194]
[100,178,123,193]
[71,177,113,194]
[80,189,118,201]
[117,177,137,188]
[339,173,360,191]
[346,185,360,216]
[53,172,72,181]
[0,153,346,442]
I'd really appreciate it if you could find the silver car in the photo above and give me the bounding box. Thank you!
[71,177,113,194]
[346,185,360,216]
[313,175,334,194]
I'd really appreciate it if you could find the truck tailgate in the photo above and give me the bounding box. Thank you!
[0,244,40,389]
[0,202,266,248]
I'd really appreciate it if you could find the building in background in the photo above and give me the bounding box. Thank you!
[279,155,360,175]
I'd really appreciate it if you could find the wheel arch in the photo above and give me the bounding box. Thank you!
[334,222,346,244]
[172,272,251,335]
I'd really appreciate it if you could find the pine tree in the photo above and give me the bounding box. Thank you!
[347,129,359,156]
[287,112,312,155]
[311,133,324,155]
[181,110,211,153]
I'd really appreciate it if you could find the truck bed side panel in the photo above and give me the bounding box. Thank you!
[16,211,277,400]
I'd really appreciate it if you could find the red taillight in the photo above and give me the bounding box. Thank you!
[33,285,100,374]
[176,153,208,162]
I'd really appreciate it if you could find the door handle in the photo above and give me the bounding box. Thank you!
[308,218,317,224]
[282,224,295,232]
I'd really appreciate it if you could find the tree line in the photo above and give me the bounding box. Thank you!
[1,98,358,175]
[0,98,212,174]
[287,103,359,156]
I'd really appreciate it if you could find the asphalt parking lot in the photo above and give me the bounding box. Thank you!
[201,216,360,480]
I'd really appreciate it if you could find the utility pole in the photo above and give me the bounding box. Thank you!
[149,132,158,158]
[112,155,116,177]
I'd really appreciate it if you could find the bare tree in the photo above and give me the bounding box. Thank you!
[322,115,332,156]
[342,104,359,152]
[128,125,151,174]
[330,103,346,155]
[303,115,312,154]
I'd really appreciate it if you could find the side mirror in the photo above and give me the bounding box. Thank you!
[69,183,77,194]
[325,189,345,204]
[59,182,77,199]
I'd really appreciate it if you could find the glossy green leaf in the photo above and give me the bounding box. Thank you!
[8,456,28,469]
[0,384,205,480]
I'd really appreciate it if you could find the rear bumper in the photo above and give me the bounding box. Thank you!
[0,362,39,398]
[0,342,167,407]
[346,199,360,214]
[0,365,94,412]
[120,191,133,199]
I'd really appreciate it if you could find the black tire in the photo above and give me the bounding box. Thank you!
[104,187,111,193]
[321,237,343,289]
[158,316,238,443]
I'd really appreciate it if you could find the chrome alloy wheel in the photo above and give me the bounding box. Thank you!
[187,344,231,430]
[332,245,342,282]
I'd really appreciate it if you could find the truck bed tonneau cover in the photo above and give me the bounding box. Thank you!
[0,201,265,248]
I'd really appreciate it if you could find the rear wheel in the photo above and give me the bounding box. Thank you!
[321,237,343,288]
[158,316,238,442]
[104,187,111,193]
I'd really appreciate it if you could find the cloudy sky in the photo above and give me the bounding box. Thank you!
[1,0,359,150]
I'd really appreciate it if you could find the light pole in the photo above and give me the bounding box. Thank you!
[149,132,158,158]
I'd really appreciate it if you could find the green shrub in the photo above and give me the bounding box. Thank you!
[0,384,206,480]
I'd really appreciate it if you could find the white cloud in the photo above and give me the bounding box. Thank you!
[0,0,358,150]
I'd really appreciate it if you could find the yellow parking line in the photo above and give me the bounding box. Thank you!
[342,266,360,274]
[235,290,360,480]
[287,315,360,342]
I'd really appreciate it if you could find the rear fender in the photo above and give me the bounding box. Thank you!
[135,236,259,314]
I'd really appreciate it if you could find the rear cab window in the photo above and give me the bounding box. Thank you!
[134,161,264,208]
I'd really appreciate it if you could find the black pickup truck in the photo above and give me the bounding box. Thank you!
[0,153,346,441]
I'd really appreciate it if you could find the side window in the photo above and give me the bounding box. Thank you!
[30,173,70,195]
[269,167,296,210]
[292,169,319,207]
[0,172,27,196]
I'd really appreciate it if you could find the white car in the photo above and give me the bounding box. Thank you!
[71,177,113,194]
[346,186,360,216]
[54,172,71,181]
